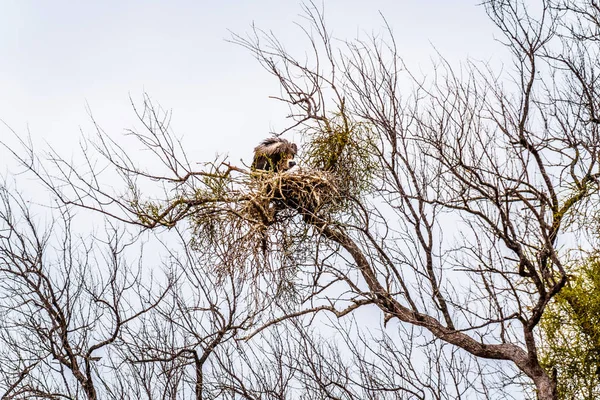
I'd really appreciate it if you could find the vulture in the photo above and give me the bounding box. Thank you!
[252,137,298,172]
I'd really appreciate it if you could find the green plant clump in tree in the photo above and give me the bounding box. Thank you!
[303,112,379,201]
[541,257,600,399]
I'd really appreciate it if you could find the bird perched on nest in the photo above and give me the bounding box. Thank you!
[250,137,298,256]
[252,137,298,172]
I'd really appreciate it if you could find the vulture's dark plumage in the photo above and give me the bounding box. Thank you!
[252,137,298,172]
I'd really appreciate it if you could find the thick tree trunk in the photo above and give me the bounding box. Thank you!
[532,370,557,400]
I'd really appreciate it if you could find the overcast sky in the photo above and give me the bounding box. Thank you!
[0,0,505,173]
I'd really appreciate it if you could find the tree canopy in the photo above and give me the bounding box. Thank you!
[2,1,600,399]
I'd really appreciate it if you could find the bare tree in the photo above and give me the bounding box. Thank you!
[0,186,171,399]
[0,186,265,400]
[4,1,600,399]
[227,1,599,398]
[109,227,271,400]
[212,317,519,400]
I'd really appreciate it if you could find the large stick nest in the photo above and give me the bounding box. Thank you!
[243,168,340,226]
[181,167,341,289]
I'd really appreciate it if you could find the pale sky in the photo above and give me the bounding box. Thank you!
[0,0,502,171]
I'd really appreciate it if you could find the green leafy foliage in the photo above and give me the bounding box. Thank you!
[303,113,378,201]
[541,257,600,399]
